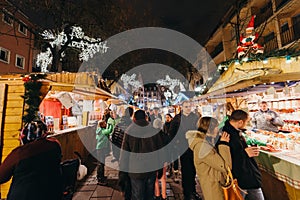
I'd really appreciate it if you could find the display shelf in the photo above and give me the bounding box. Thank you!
[247,96,300,104]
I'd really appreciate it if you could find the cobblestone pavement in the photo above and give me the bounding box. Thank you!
[73,155,203,200]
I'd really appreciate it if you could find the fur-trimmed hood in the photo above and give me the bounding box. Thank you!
[186,130,232,200]
[186,130,217,159]
[186,130,207,151]
[186,130,205,148]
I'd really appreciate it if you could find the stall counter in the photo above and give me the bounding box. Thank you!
[255,150,300,200]
[49,125,97,161]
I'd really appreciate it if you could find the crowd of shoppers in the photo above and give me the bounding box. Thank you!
[2,99,280,200]
[95,101,273,200]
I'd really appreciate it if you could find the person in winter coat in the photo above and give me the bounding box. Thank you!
[220,110,264,200]
[153,118,168,200]
[186,117,231,200]
[112,107,134,200]
[96,120,113,185]
[168,101,201,200]
[162,113,173,141]
[106,110,118,162]
[119,110,165,200]
[163,113,178,178]
[111,107,133,161]
[0,121,63,200]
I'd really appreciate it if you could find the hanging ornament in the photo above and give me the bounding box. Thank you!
[237,15,264,59]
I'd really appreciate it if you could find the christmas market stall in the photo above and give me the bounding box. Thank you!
[0,72,117,198]
[195,55,300,200]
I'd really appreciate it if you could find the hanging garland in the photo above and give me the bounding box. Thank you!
[21,73,47,123]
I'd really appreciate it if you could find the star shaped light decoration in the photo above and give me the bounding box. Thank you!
[120,74,142,91]
[157,75,181,98]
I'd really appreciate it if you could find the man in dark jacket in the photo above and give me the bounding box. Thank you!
[168,101,201,200]
[119,110,165,200]
[220,110,264,200]
[111,107,133,200]
[112,107,133,161]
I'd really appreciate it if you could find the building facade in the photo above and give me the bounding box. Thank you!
[204,0,300,79]
[133,83,167,109]
[0,0,35,73]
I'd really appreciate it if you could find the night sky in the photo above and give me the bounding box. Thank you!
[150,0,236,44]
[100,0,237,78]
[11,0,237,78]
[15,0,237,45]
[110,0,237,45]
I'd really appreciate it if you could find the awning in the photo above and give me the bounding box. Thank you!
[42,72,119,101]
[199,57,300,99]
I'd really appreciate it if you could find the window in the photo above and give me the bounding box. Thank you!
[15,54,25,69]
[2,13,13,26]
[260,1,272,14]
[210,42,224,58]
[264,32,275,43]
[18,22,27,35]
[0,47,10,63]
[281,23,289,33]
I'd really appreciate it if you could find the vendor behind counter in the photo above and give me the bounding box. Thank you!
[252,101,284,133]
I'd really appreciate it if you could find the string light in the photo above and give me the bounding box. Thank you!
[37,26,108,72]
[286,55,292,63]
[218,64,223,70]
[263,58,268,64]
[242,57,249,62]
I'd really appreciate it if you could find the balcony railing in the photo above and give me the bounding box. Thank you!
[263,37,279,53]
[281,21,300,46]
[281,26,293,46]
[275,0,291,11]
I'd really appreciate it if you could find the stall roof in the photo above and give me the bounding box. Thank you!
[198,57,300,99]
[0,73,119,101]
[46,81,117,101]
[204,82,288,99]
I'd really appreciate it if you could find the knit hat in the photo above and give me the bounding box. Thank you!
[20,120,48,144]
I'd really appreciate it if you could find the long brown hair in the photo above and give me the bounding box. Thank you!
[197,117,219,135]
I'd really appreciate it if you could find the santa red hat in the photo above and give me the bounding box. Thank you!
[246,15,256,31]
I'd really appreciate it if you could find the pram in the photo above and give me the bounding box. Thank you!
[61,158,80,200]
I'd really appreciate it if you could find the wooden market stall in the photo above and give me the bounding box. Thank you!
[195,56,300,200]
[0,72,117,198]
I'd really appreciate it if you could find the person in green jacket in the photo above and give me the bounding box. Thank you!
[96,120,113,185]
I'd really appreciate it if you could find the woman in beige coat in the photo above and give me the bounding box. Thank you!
[186,117,231,200]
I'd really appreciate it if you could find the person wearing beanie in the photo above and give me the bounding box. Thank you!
[0,121,63,200]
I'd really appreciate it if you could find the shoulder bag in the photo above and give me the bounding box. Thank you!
[222,166,247,200]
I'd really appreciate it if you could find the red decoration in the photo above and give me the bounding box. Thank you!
[237,15,264,58]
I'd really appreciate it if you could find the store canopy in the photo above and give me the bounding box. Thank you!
[206,82,288,99]
[43,72,118,101]
[200,57,300,99]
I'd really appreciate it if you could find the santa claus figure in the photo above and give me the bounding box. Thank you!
[237,15,264,58]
